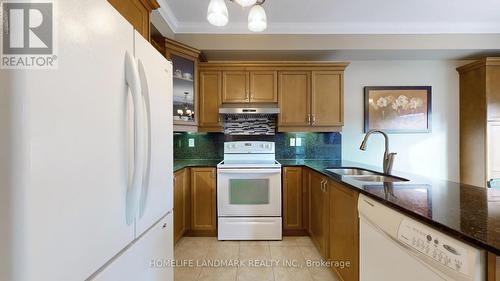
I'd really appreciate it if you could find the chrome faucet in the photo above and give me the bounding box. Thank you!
[360,130,397,175]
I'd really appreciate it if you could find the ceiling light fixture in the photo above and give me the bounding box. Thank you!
[207,0,229,27]
[206,0,267,32]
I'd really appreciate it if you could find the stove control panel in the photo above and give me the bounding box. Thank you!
[224,141,275,154]
[397,219,469,275]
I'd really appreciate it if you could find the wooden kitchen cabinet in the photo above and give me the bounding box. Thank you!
[308,170,330,257]
[199,71,223,132]
[311,71,343,127]
[223,72,249,103]
[250,71,278,103]
[278,71,311,127]
[283,167,304,234]
[174,169,189,243]
[222,71,277,103]
[190,168,217,236]
[107,0,159,40]
[328,180,359,281]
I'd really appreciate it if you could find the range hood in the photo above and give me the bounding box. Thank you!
[219,104,280,115]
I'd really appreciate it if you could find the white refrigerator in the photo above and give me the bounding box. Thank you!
[0,0,174,280]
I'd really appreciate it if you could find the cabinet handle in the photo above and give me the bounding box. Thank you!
[307,114,311,124]
[312,115,316,125]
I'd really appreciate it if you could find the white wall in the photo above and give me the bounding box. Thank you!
[342,60,467,181]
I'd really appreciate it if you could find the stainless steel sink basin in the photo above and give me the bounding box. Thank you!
[348,175,409,183]
[327,167,409,183]
[326,168,378,176]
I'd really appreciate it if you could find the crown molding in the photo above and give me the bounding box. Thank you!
[157,0,179,32]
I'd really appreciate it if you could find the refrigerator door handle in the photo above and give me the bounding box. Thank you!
[124,51,145,225]
[137,58,152,218]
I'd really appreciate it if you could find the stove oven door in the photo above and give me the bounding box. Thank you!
[217,168,282,217]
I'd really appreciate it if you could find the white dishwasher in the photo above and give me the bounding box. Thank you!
[358,194,485,281]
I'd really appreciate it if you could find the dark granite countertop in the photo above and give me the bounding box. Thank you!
[278,159,500,256]
[174,159,221,172]
[173,158,500,255]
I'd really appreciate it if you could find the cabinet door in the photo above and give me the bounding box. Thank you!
[191,168,217,235]
[174,169,186,243]
[308,171,329,257]
[283,167,303,231]
[199,71,222,130]
[250,71,278,103]
[329,181,359,281]
[311,71,343,127]
[223,71,249,103]
[488,121,500,181]
[278,72,311,127]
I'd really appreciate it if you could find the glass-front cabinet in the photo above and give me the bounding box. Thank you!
[165,39,202,131]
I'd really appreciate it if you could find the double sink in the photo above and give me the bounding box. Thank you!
[327,168,409,183]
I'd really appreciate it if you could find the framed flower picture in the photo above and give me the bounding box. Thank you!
[364,86,432,133]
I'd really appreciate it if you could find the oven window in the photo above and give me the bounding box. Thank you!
[229,179,270,205]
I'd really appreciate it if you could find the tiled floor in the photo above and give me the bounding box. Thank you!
[174,237,339,281]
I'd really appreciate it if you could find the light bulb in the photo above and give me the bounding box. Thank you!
[234,0,257,7]
[248,5,267,32]
[207,0,228,27]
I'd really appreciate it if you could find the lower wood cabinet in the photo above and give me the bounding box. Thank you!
[328,180,359,281]
[308,170,330,257]
[173,169,189,243]
[190,167,217,236]
[283,167,304,234]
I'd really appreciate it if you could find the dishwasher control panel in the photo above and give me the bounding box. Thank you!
[397,219,469,275]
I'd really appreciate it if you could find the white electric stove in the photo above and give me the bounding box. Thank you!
[217,141,282,240]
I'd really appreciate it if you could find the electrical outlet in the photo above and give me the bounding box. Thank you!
[296,137,302,147]
[290,138,296,147]
[188,138,195,147]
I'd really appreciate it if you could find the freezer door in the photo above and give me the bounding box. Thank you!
[134,31,174,236]
[0,1,138,281]
[90,213,174,281]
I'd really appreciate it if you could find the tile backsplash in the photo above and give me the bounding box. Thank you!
[174,132,341,160]
[224,116,276,135]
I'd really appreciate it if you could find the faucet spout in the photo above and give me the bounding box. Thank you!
[359,130,397,175]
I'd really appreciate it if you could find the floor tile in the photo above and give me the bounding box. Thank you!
[308,267,339,281]
[198,267,238,281]
[206,245,239,260]
[270,246,305,267]
[273,267,313,281]
[237,266,274,281]
[239,240,269,247]
[268,236,298,247]
[299,246,322,261]
[174,267,201,281]
[292,236,316,247]
[239,245,271,261]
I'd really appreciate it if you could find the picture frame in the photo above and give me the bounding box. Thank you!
[364,86,432,133]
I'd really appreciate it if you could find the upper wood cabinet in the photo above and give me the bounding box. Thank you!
[222,71,278,103]
[107,0,159,39]
[308,170,330,257]
[278,72,311,127]
[198,62,348,132]
[190,168,217,236]
[458,58,500,187]
[279,70,344,131]
[223,72,249,103]
[283,167,304,233]
[312,71,343,127]
[199,71,223,132]
[328,180,359,281]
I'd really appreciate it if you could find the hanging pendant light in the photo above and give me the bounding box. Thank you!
[207,0,229,27]
[248,4,267,32]
[233,0,257,7]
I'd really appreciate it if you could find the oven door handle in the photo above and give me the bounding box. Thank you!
[217,169,282,174]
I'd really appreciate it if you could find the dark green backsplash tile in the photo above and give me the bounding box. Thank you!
[173,132,341,161]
